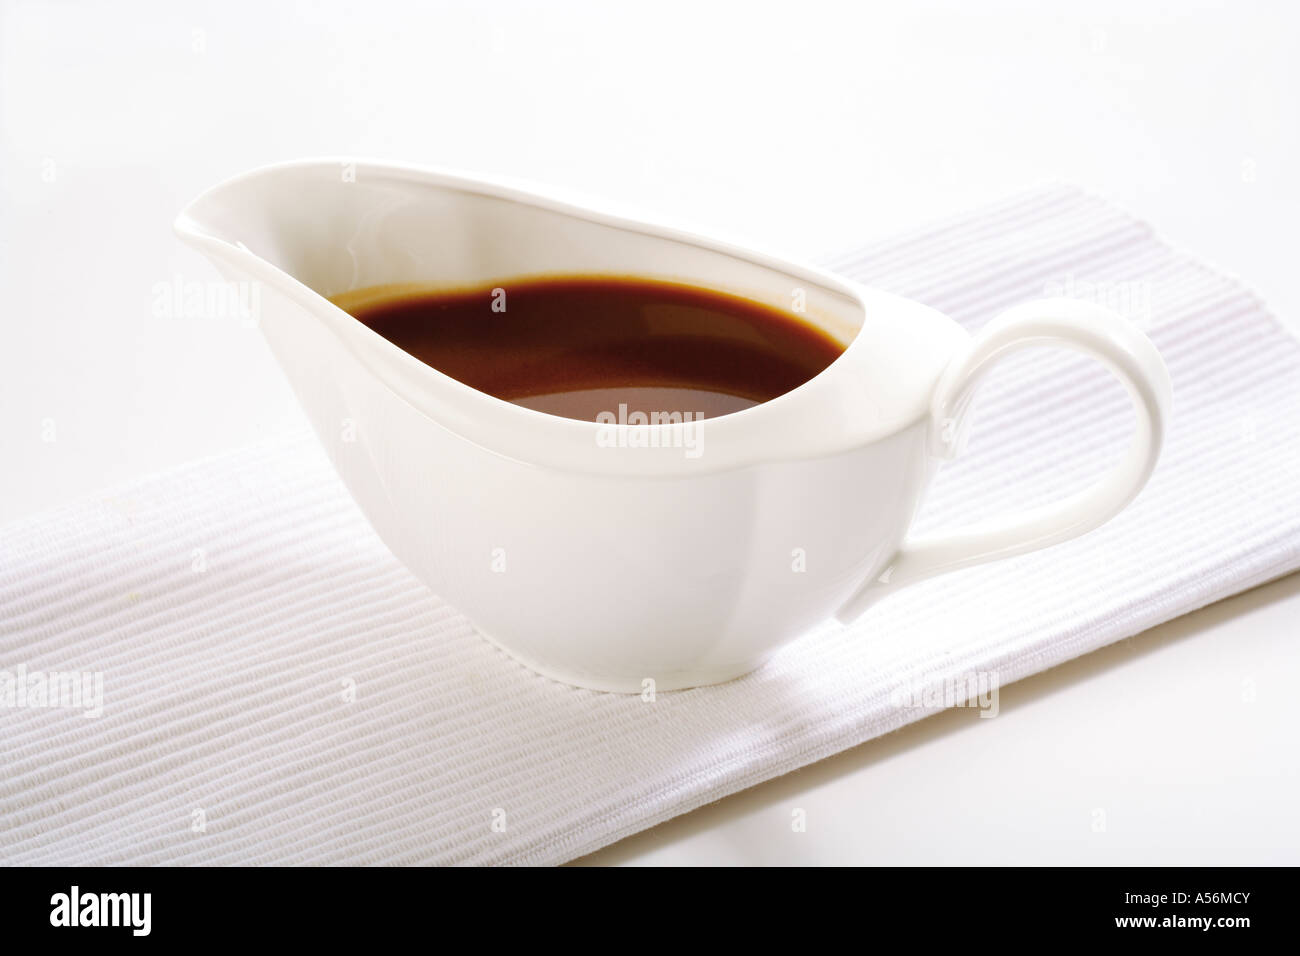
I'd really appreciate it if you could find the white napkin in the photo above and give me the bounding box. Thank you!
[3,185,1298,865]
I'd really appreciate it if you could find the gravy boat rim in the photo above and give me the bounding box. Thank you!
[174,157,961,477]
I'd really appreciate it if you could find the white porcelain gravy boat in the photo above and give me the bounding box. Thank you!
[176,160,1171,692]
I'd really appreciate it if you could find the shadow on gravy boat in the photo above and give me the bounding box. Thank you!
[175,159,1172,693]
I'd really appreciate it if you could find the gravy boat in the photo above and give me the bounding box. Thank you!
[175,160,1171,692]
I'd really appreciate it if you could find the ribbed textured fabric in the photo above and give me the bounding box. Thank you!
[3,186,1298,866]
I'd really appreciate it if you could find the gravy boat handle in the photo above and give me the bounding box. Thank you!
[836,297,1172,623]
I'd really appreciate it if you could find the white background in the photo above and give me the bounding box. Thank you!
[2,0,1297,864]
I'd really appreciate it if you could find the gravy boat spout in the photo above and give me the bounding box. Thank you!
[176,159,1171,692]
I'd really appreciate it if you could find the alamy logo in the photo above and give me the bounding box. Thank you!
[594,403,705,459]
[0,664,102,718]
[49,886,151,936]
[889,670,1000,718]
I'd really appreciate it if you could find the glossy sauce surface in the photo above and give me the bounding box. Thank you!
[334,277,845,422]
